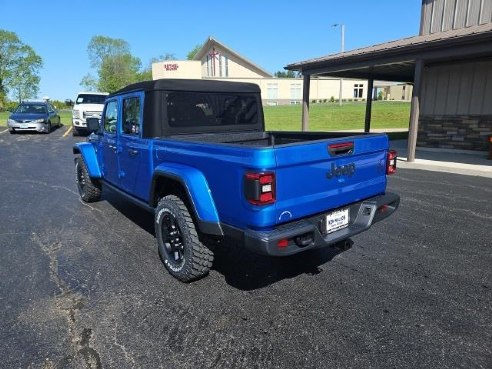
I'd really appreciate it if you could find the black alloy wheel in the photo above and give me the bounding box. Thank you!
[75,157,101,202]
[161,211,185,266]
[155,195,214,282]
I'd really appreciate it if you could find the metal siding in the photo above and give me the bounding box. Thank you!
[480,0,492,23]
[432,0,446,33]
[422,0,434,35]
[467,0,482,25]
[422,68,438,114]
[443,0,458,31]
[435,67,450,114]
[469,62,487,113]
[424,61,492,116]
[481,61,492,114]
[454,0,469,28]
[457,66,474,114]
[445,64,461,115]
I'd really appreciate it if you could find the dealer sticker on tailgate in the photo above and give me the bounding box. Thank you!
[325,208,349,234]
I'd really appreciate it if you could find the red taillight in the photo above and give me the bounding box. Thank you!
[244,172,276,205]
[386,150,397,175]
[277,239,289,248]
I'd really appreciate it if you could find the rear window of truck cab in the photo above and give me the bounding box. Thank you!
[166,92,258,128]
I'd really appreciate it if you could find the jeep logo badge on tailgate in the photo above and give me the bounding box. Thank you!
[326,162,356,179]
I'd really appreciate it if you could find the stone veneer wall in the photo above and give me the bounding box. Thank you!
[417,115,492,151]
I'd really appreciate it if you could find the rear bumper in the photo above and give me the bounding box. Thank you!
[224,192,400,256]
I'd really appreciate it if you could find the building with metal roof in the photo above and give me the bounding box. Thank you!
[151,36,389,107]
[286,0,492,161]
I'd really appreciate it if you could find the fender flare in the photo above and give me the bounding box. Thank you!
[151,163,222,236]
[73,143,102,178]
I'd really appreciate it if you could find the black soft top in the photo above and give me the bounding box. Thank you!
[108,78,264,137]
[110,78,261,97]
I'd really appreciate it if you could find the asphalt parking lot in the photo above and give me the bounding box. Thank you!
[0,127,491,369]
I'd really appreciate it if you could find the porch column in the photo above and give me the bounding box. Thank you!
[407,60,424,162]
[364,79,374,132]
[302,74,310,131]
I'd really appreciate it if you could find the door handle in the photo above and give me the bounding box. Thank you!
[128,149,139,156]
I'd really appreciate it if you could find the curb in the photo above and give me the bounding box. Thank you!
[397,157,492,178]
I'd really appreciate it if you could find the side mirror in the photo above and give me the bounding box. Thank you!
[86,117,101,133]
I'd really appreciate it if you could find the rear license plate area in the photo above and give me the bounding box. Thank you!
[325,208,349,234]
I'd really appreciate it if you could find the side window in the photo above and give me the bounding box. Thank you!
[122,97,141,135]
[104,100,118,134]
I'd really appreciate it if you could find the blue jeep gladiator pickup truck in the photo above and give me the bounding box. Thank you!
[74,79,399,282]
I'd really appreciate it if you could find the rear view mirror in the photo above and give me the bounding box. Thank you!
[86,117,100,133]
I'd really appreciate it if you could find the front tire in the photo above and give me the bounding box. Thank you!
[155,195,214,282]
[75,157,101,202]
[45,122,52,133]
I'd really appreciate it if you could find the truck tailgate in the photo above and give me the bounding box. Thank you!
[274,134,389,225]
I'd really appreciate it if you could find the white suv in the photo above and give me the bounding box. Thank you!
[72,92,108,136]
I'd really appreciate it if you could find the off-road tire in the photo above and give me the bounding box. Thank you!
[155,195,214,282]
[75,156,101,202]
[72,128,79,136]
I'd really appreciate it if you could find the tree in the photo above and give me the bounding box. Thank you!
[0,30,42,103]
[87,35,130,70]
[98,53,141,92]
[83,35,143,93]
[274,70,296,78]
[80,74,98,91]
[187,44,202,60]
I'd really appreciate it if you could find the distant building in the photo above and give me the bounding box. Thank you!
[152,37,409,105]
[286,0,492,157]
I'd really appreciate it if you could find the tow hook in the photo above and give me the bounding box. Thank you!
[294,232,314,247]
[332,239,353,251]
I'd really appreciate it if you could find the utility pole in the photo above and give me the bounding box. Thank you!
[332,24,345,106]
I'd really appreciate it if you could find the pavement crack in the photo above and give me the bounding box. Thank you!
[78,328,102,369]
[0,179,102,212]
[113,323,138,367]
[32,233,103,369]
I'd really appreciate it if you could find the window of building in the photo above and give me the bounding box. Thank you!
[353,84,364,98]
[103,100,118,134]
[206,48,226,77]
[219,55,229,77]
[267,83,278,100]
[122,97,141,136]
[290,83,302,100]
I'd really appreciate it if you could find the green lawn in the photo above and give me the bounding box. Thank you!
[0,102,411,133]
[264,101,410,131]
[0,110,72,129]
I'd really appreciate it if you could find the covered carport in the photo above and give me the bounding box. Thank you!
[285,24,492,162]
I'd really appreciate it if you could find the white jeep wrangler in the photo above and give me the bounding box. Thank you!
[72,92,108,136]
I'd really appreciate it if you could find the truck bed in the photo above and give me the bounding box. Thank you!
[166,131,373,147]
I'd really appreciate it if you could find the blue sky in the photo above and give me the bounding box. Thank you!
[1,0,421,100]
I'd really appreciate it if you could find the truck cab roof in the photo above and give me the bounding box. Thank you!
[109,79,261,97]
